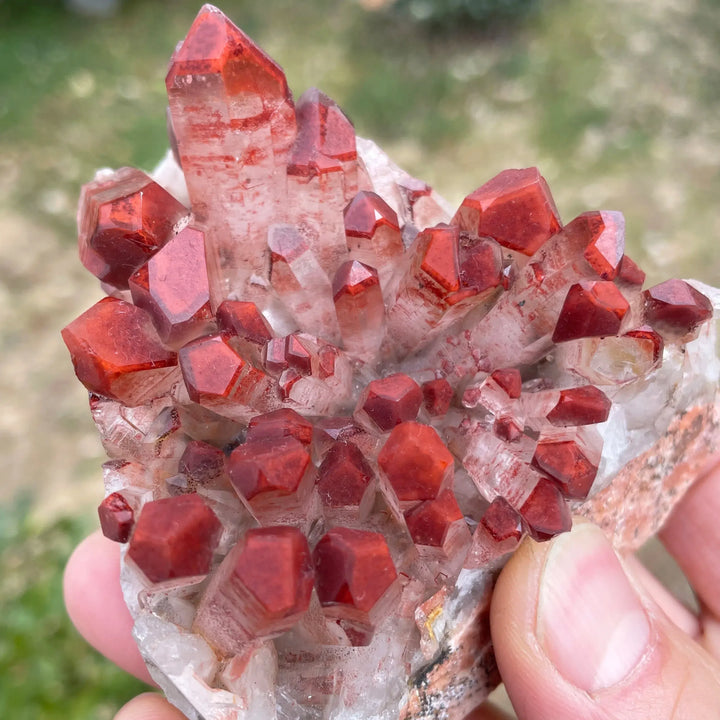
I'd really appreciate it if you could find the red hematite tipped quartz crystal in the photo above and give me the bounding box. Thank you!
[63,6,720,720]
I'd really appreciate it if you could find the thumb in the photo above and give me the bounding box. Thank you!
[490,521,720,719]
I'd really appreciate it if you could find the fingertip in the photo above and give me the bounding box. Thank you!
[64,530,153,684]
[114,693,188,720]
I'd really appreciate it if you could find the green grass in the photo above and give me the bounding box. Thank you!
[0,498,146,720]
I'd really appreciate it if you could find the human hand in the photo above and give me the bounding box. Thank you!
[64,459,720,720]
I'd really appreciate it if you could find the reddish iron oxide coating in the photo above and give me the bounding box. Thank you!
[404,490,465,547]
[519,477,572,542]
[458,236,504,293]
[227,437,310,501]
[127,494,221,583]
[178,440,225,485]
[643,279,713,335]
[344,191,400,239]
[624,326,664,364]
[552,281,630,343]
[98,492,134,543]
[288,88,356,177]
[480,496,523,542]
[332,260,380,301]
[418,225,461,294]
[317,441,374,507]
[533,440,599,500]
[246,408,314,447]
[264,337,288,375]
[361,373,423,431]
[546,386,612,426]
[285,335,313,374]
[490,368,522,399]
[61,297,177,402]
[129,226,213,346]
[178,334,261,404]
[313,527,397,613]
[378,421,454,501]
[216,300,273,346]
[78,169,188,289]
[581,211,625,280]
[452,167,562,256]
[493,416,524,442]
[617,255,646,286]
[422,378,454,417]
[233,526,314,620]
[165,6,290,105]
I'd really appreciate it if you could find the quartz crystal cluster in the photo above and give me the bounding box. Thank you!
[63,6,720,720]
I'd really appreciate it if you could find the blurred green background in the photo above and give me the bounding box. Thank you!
[1,0,718,717]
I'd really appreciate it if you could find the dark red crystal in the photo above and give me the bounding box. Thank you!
[480,496,523,543]
[217,300,273,346]
[378,421,454,501]
[546,386,611,426]
[404,490,464,547]
[519,477,572,542]
[552,281,630,343]
[178,440,225,486]
[490,368,522,399]
[317,441,374,507]
[127,493,221,583]
[227,437,310,501]
[532,439,598,500]
[246,408,314,447]
[98,492,134,543]
[313,527,397,613]
[643,279,713,335]
[452,168,561,256]
[360,373,423,431]
[422,378,453,417]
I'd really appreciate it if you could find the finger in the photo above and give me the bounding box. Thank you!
[660,459,720,619]
[491,520,720,720]
[64,530,153,684]
[114,692,187,720]
[463,702,515,720]
[623,554,699,637]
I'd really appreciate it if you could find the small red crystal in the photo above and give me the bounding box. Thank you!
[643,279,713,335]
[195,526,314,650]
[127,493,221,583]
[313,527,397,613]
[624,326,664,363]
[216,301,273,346]
[519,477,572,542]
[178,334,266,406]
[422,378,454,417]
[62,297,177,405]
[452,168,561,256]
[480,496,523,542]
[532,439,598,500]
[129,226,213,347]
[178,440,225,486]
[98,492,134,543]
[378,421,454,501]
[552,281,629,343]
[404,490,464,547]
[493,416,524,442]
[458,236,504,293]
[246,408,314,447]
[546,385,611,426]
[78,168,188,289]
[581,211,625,280]
[231,526,314,622]
[344,191,400,239]
[418,225,460,294]
[227,437,310,501]
[285,334,313,374]
[317,441,374,507]
[360,373,423,431]
[617,255,646,286]
[288,88,356,177]
[490,368,522,399]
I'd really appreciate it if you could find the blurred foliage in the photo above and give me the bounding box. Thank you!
[392,0,539,30]
[0,498,146,720]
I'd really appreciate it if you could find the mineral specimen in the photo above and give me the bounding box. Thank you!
[62,5,720,720]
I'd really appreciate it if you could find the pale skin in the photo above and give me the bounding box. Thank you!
[64,459,720,720]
